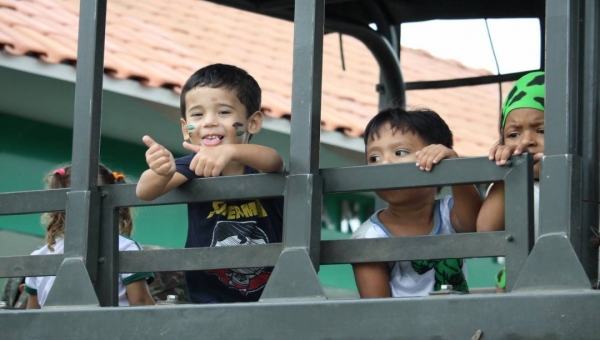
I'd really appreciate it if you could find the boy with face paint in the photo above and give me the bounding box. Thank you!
[477,71,545,291]
[136,64,285,303]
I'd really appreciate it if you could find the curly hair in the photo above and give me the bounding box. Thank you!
[42,164,133,251]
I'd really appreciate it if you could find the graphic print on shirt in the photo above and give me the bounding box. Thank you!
[204,220,271,296]
[411,259,469,293]
[207,200,268,219]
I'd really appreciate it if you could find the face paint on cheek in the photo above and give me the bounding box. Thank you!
[233,122,245,136]
[186,125,195,143]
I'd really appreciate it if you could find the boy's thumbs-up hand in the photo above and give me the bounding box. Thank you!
[143,135,176,177]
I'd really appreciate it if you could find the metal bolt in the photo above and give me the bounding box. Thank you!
[505,235,514,242]
[98,257,105,264]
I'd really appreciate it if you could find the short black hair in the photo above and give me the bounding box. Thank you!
[180,63,261,120]
[363,107,453,149]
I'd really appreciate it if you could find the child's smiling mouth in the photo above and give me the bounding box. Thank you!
[202,135,224,146]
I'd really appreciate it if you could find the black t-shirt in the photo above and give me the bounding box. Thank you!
[175,153,284,303]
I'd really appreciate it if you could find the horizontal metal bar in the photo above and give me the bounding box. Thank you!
[2,291,597,339]
[119,243,283,273]
[322,156,516,194]
[0,254,63,278]
[0,189,68,215]
[1,157,519,215]
[405,70,535,90]
[5,234,504,277]
[321,232,506,264]
[103,172,287,207]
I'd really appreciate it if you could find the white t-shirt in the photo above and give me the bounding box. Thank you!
[24,235,153,307]
[351,196,468,297]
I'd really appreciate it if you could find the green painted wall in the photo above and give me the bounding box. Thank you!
[0,113,188,248]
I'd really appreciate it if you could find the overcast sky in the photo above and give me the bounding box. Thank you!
[400,18,542,75]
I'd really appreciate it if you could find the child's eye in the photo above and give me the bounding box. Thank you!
[190,112,203,117]
[537,128,545,134]
[368,155,381,164]
[395,149,409,156]
[507,132,520,139]
[219,110,231,115]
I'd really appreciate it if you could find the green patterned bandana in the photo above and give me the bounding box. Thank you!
[502,71,545,128]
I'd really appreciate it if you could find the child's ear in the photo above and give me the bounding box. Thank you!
[180,118,190,141]
[247,110,263,134]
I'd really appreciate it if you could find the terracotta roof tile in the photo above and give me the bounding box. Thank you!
[0,0,511,156]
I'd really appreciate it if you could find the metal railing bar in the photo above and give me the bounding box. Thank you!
[103,172,288,207]
[321,232,506,264]
[119,243,283,273]
[322,156,517,194]
[0,189,68,215]
[2,232,506,276]
[1,156,520,213]
[0,254,63,278]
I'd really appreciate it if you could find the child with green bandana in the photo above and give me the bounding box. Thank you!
[476,71,546,291]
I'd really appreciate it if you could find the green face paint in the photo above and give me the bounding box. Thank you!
[502,71,545,128]
[233,122,244,136]
[187,125,195,131]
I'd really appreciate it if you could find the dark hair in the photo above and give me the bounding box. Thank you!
[363,107,453,149]
[179,63,261,120]
[42,164,133,251]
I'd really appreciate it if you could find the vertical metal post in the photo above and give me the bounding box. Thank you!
[285,0,324,264]
[544,0,582,156]
[261,0,326,301]
[378,24,402,109]
[95,206,119,306]
[45,0,107,307]
[542,0,583,241]
[503,155,534,292]
[374,24,402,210]
[580,0,600,284]
[514,0,590,290]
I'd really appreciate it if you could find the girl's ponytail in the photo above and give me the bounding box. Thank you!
[103,169,133,237]
[43,166,71,250]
